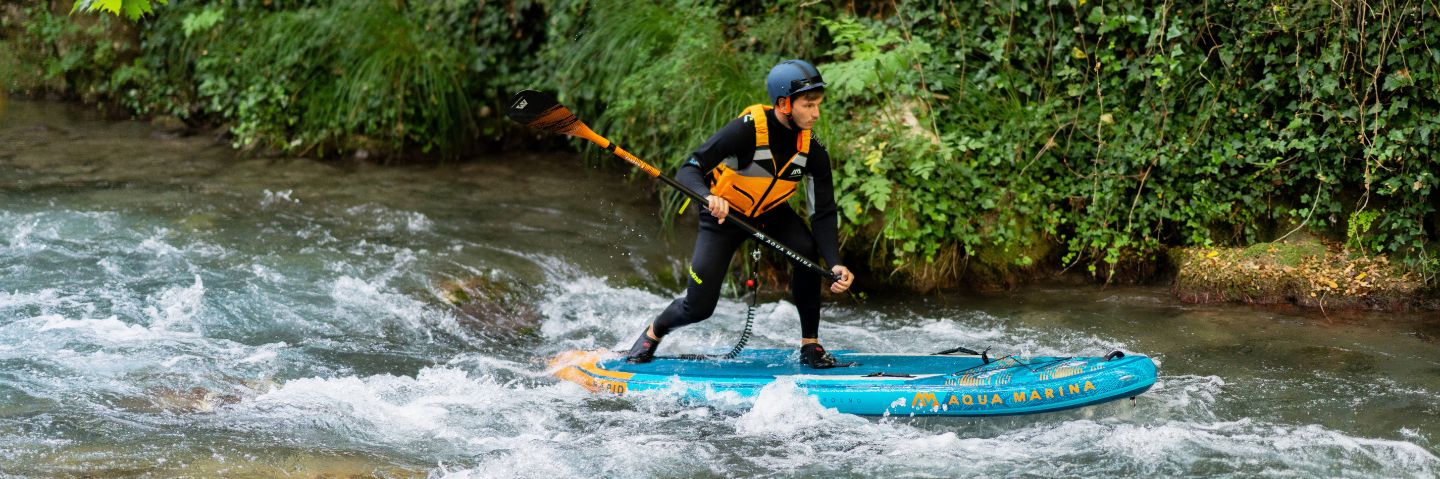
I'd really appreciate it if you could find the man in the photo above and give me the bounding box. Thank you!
[625,59,855,368]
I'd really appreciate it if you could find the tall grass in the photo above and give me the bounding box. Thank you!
[543,0,827,218]
[0,39,19,93]
[549,0,755,152]
[188,2,472,157]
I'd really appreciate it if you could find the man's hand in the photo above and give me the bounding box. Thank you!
[829,265,854,294]
[706,195,731,223]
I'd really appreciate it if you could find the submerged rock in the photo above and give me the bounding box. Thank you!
[148,115,191,139]
[179,455,426,478]
[17,446,425,478]
[436,273,542,337]
[117,377,277,414]
[145,386,243,414]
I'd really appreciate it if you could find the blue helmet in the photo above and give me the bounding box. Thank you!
[766,59,826,106]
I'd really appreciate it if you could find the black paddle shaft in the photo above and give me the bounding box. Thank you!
[655,175,841,282]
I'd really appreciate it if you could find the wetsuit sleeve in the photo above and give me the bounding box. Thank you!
[675,117,754,196]
[806,144,843,267]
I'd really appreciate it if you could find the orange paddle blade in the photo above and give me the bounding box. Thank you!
[505,90,658,176]
[506,90,598,141]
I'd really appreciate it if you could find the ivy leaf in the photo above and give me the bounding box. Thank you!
[1383,69,1414,91]
[1086,6,1106,25]
[1218,48,1235,67]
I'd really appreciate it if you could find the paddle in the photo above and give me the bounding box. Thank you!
[505,90,841,282]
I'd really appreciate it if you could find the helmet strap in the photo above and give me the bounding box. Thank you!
[776,97,791,115]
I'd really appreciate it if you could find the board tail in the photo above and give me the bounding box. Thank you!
[549,350,630,394]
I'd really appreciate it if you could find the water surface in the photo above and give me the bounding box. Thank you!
[1,100,1436,478]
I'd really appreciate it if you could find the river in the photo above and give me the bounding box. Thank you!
[1,100,1436,478]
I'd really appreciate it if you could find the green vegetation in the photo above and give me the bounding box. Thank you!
[817,1,1438,291]
[2,3,136,102]
[121,1,487,156]
[8,1,541,157]
[71,0,166,21]
[4,0,1437,294]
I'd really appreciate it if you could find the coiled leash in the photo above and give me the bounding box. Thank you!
[723,247,761,359]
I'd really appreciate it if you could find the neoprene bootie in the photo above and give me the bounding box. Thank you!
[799,343,840,368]
[625,329,661,363]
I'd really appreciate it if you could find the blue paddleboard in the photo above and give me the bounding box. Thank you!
[550,349,1158,416]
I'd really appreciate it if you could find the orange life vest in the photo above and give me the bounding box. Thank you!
[707,104,812,217]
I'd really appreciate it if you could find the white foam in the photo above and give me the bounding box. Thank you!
[1039,418,1440,477]
[444,353,539,379]
[535,275,671,350]
[5,217,40,250]
[248,264,285,284]
[35,314,167,342]
[97,257,123,276]
[0,289,59,311]
[327,275,469,341]
[251,372,459,438]
[404,211,433,232]
[260,189,300,206]
[1143,374,1226,421]
[839,312,1121,358]
[144,275,206,333]
[137,229,182,257]
[734,377,868,436]
[240,342,287,364]
[342,204,433,233]
[236,366,585,449]
[720,408,1440,478]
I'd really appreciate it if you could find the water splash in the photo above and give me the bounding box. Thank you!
[144,275,206,333]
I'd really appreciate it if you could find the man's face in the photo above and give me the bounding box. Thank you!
[789,94,823,130]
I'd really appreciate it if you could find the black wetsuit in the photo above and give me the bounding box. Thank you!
[650,108,843,340]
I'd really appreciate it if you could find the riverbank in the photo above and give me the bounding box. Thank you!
[1174,239,1436,313]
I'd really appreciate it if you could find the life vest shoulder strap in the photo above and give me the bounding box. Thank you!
[739,104,771,149]
[738,104,810,154]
